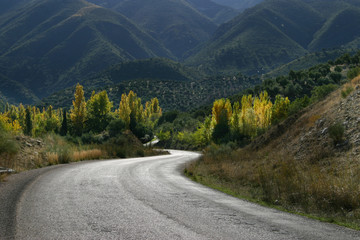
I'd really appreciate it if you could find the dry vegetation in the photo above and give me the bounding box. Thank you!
[186,78,360,228]
[0,132,163,178]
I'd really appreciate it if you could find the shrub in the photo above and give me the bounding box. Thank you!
[107,118,126,138]
[341,86,354,98]
[328,122,345,145]
[347,67,360,80]
[311,84,338,102]
[0,126,19,156]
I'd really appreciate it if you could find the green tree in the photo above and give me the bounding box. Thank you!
[272,95,290,123]
[70,83,87,136]
[60,109,68,136]
[87,90,113,133]
[212,109,230,144]
[24,107,32,136]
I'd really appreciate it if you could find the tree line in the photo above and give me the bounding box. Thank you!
[0,84,162,142]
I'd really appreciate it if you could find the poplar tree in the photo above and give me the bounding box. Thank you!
[87,90,113,132]
[25,107,32,136]
[70,83,86,136]
[60,109,68,136]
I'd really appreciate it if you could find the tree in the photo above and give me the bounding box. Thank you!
[272,95,290,123]
[118,92,132,128]
[211,98,232,127]
[60,109,68,136]
[70,83,87,136]
[212,109,230,144]
[253,91,272,130]
[87,90,113,132]
[24,107,32,136]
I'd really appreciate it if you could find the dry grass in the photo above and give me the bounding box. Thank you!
[186,146,360,226]
[72,149,103,162]
[46,152,59,165]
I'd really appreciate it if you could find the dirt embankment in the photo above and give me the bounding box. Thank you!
[0,136,47,174]
[249,82,360,163]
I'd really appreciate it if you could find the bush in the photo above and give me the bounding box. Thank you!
[0,129,18,156]
[311,84,338,102]
[329,122,345,145]
[347,67,360,80]
[341,86,354,98]
[107,119,126,137]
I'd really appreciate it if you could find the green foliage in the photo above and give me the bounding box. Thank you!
[272,95,290,124]
[329,122,345,145]
[341,86,354,99]
[212,109,231,144]
[310,84,338,102]
[45,72,257,112]
[0,125,19,156]
[157,111,179,125]
[157,130,171,141]
[107,118,126,138]
[70,84,87,136]
[60,109,68,136]
[334,66,343,72]
[288,95,311,115]
[329,72,342,84]
[86,90,113,133]
[24,107,32,136]
[347,67,360,80]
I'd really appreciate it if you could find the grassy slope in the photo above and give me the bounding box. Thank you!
[186,77,360,229]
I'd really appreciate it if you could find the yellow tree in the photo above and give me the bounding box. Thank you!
[240,94,253,135]
[253,91,272,130]
[272,95,290,123]
[231,101,240,132]
[118,92,132,128]
[211,98,232,126]
[70,83,87,136]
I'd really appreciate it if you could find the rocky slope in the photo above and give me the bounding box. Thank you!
[250,77,360,163]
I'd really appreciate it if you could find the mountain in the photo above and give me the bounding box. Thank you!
[0,0,172,103]
[211,0,264,11]
[187,0,360,75]
[87,0,222,58]
[182,0,239,24]
[88,0,239,25]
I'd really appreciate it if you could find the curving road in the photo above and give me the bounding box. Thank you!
[0,150,359,239]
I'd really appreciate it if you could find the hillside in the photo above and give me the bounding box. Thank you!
[187,0,360,75]
[212,0,264,11]
[42,58,260,111]
[0,0,172,103]
[104,0,219,58]
[186,74,360,227]
[88,0,239,25]
[265,48,356,77]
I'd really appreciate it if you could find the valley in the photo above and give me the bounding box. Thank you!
[1,0,360,235]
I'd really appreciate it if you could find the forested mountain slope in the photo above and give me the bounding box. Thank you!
[88,0,219,58]
[211,0,264,11]
[0,0,172,102]
[188,0,360,75]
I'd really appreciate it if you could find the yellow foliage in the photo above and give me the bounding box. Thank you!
[212,98,232,126]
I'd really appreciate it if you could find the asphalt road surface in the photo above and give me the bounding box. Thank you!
[0,150,359,239]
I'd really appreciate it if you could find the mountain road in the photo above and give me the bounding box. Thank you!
[0,150,359,239]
